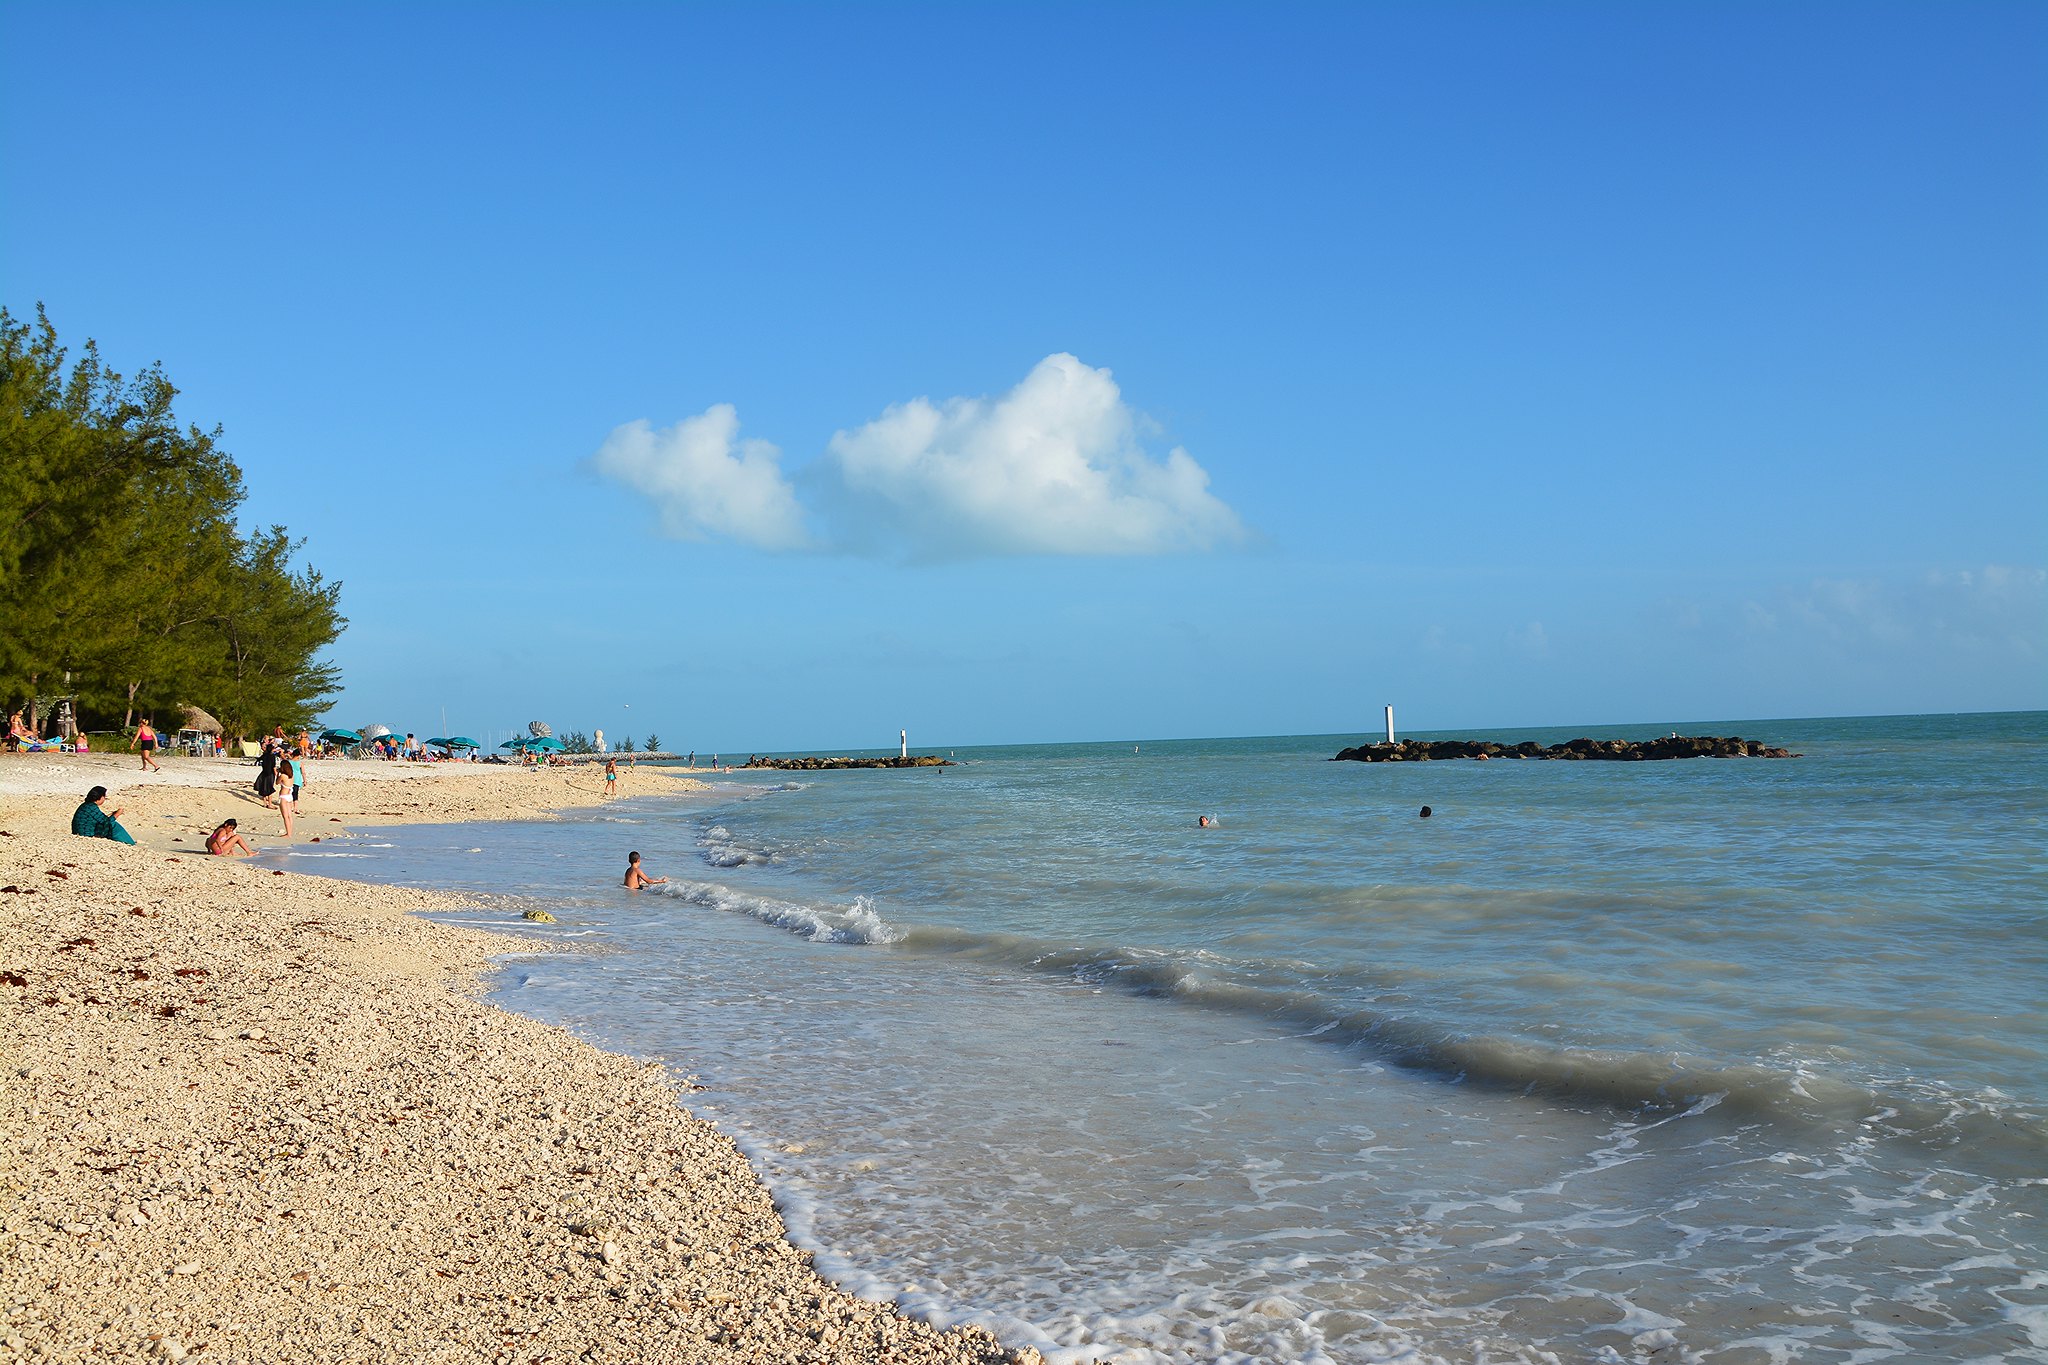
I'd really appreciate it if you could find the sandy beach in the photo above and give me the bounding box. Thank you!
[0,754,1035,1364]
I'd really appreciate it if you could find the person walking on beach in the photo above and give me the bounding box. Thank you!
[623,852,666,889]
[131,719,162,772]
[603,758,618,799]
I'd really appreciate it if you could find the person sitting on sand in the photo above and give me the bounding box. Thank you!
[207,818,254,856]
[71,786,137,844]
[623,851,666,889]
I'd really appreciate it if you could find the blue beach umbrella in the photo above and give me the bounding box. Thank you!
[322,728,362,745]
[443,736,480,749]
[524,736,565,752]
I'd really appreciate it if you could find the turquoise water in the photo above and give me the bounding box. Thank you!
[284,712,2048,1363]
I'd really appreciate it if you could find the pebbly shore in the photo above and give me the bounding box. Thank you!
[0,755,1037,1365]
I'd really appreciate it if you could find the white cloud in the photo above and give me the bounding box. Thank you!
[590,355,1246,559]
[819,354,1244,557]
[587,404,807,550]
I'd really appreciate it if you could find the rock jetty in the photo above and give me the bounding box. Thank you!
[745,755,951,770]
[1334,735,1798,763]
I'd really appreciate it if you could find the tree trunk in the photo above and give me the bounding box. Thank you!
[25,678,37,735]
[124,680,141,730]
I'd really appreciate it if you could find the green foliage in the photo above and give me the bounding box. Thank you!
[619,735,636,753]
[564,730,594,754]
[0,305,346,736]
[644,732,660,754]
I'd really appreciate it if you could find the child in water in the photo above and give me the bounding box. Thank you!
[623,852,666,889]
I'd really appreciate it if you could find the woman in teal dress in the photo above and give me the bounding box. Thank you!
[71,786,137,844]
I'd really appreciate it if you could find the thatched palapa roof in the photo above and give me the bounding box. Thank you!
[177,704,223,734]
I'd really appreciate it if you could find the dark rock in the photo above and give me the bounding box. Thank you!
[1332,734,1799,764]
[744,755,951,771]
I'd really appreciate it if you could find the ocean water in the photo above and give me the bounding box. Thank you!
[279,712,2048,1364]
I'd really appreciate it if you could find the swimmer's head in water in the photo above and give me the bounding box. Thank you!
[628,851,641,863]
[1419,805,1432,818]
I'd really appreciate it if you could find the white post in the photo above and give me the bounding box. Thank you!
[1385,705,1395,743]
[900,729,908,759]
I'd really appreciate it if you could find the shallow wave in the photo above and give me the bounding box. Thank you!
[644,872,2046,1158]
[657,879,903,945]
[876,924,2048,1158]
[742,781,811,798]
[697,824,779,868]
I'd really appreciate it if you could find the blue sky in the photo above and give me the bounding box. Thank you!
[4,2,2043,750]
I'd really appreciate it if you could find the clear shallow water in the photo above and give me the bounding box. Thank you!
[279,713,2048,1364]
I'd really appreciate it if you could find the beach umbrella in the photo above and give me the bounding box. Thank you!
[525,735,565,752]
[498,738,529,749]
[528,721,552,738]
[444,736,480,749]
[322,728,363,745]
[361,724,394,741]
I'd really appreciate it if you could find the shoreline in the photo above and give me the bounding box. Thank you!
[0,755,1038,1364]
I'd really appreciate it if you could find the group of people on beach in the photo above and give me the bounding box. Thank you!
[253,731,306,836]
[69,786,249,853]
[6,709,90,754]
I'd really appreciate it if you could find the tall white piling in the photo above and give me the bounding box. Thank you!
[1385,705,1395,743]
[900,728,908,759]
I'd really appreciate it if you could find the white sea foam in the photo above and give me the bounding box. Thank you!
[659,880,903,945]
[697,824,778,868]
